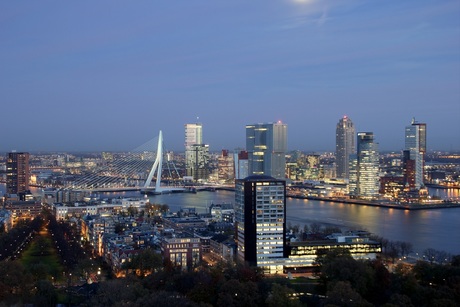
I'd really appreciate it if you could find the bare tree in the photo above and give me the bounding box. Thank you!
[399,241,413,257]
[310,222,322,234]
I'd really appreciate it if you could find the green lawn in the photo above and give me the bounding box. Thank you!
[20,231,64,282]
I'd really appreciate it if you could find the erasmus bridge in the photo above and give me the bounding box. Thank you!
[69,131,185,194]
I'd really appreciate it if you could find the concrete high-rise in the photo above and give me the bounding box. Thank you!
[404,118,426,190]
[235,175,287,274]
[336,116,355,180]
[6,152,30,195]
[356,133,380,199]
[246,122,287,180]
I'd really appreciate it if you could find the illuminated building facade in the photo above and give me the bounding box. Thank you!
[185,123,209,181]
[184,123,202,147]
[235,175,287,273]
[246,122,287,180]
[405,118,426,189]
[162,236,201,271]
[356,132,380,198]
[6,152,30,195]
[336,116,355,180]
[234,150,248,179]
[185,144,209,181]
[286,237,382,270]
[217,149,234,182]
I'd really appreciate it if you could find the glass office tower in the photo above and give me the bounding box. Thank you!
[336,116,355,180]
[246,122,287,180]
[405,118,426,189]
[357,132,379,199]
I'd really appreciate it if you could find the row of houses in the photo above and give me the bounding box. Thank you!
[47,198,237,275]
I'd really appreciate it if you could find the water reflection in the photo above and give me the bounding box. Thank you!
[2,185,459,255]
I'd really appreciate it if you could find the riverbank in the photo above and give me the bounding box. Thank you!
[288,194,460,210]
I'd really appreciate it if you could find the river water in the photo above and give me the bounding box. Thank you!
[3,185,459,255]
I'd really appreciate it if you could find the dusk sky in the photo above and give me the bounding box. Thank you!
[1,0,459,153]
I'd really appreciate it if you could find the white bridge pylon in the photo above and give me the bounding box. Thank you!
[144,130,164,192]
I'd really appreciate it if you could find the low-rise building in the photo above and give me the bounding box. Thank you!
[162,233,201,271]
[4,200,42,226]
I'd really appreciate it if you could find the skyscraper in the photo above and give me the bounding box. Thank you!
[336,116,355,180]
[185,123,209,181]
[217,149,234,182]
[185,144,209,181]
[404,118,426,190]
[246,122,287,180]
[356,133,380,199]
[233,150,249,180]
[6,152,30,195]
[235,175,286,273]
[184,123,202,147]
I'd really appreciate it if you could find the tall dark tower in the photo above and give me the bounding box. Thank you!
[336,116,355,180]
[405,118,427,189]
[235,175,287,273]
[6,152,30,195]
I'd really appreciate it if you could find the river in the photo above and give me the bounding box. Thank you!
[2,185,459,255]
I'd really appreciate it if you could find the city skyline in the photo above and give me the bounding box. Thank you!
[1,1,459,152]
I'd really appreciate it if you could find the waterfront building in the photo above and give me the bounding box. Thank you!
[185,123,203,147]
[285,236,382,270]
[235,175,287,274]
[111,198,148,209]
[405,118,427,190]
[336,116,356,180]
[380,176,405,199]
[234,150,248,179]
[6,152,30,195]
[356,132,380,199]
[217,149,234,182]
[185,123,209,181]
[348,154,358,195]
[246,122,287,180]
[185,144,209,181]
[303,154,321,180]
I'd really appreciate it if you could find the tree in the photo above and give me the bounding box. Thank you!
[325,281,372,307]
[399,241,413,257]
[323,226,342,236]
[134,290,195,307]
[217,279,260,307]
[310,222,322,235]
[123,248,163,277]
[265,283,301,307]
[32,280,58,307]
[315,249,377,300]
[92,277,147,306]
[423,248,438,264]
[0,261,33,302]
[451,255,460,266]
[127,206,139,217]
[386,241,401,263]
